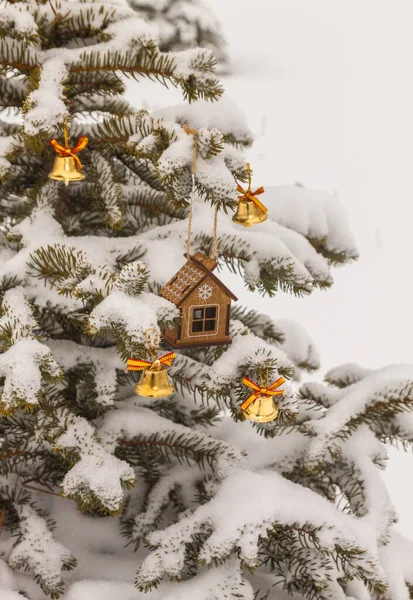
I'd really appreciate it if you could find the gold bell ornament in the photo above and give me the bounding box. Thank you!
[48,122,88,186]
[233,163,268,227]
[240,373,286,423]
[127,329,176,398]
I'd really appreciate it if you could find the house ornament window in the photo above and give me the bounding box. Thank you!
[191,305,218,334]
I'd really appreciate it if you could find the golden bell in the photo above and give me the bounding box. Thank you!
[232,199,267,227]
[133,359,174,398]
[48,156,85,186]
[243,395,279,423]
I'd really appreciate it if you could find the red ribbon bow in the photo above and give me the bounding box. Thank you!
[241,376,286,411]
[127,352,176,371]
[49,136,89,170]
[237,184,267,214]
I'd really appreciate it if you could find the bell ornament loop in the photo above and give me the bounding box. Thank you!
[243,395,279,423]
[232,199,267,228]
[134,360,174,398]
[48,156,85,186]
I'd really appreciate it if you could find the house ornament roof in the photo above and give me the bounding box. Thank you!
[159,252,237,306]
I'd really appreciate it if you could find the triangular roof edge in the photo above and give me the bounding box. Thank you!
[207,270,238,302]
[185,253,238,302]
[159,253,238,306]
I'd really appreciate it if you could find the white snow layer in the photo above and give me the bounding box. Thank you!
[0,338,62,410]
[55,416,136,512]
[9,505,74,591]
[265,185,358,259]
[154,95,253,144]
[304,364,413,462]
[138,468,384,586]
[64,559,252,600]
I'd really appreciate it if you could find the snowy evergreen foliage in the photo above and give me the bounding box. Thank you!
[127,0,228,66]
[0,1,413,599]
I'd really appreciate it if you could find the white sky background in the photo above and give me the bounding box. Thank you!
[129,0,413,537]
[209,0,413,540]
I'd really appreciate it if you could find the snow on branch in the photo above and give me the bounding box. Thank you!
[6,0,223,138]
[380,532,413,599]
[0,287,38,344]
[0,75,26,110]
[203,321,295,391]
[0,559,26,600]
[99,406,246,475]
[87,290,178,359]
[154,96,253,148]
[55,415,136,514]
[301,364,413,464]
[139,201,335,296]
[337,427,395,543]
[0,35,39,73]
[266,185,358,264]
[0,136,21,179]
[65,559,252,600]
[0,3,38,36]
[275,318,321,373]
[48,340,124,407]
[8,505,76,598]
[325,362,375,388]
[0,339,62,413]
[131,465,201,541]
[136,469,386,592]
[89,152,124,228]
[24,57,69,137]
[169,48,222,102]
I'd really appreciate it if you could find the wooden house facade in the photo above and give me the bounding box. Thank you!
[159,252,237,349]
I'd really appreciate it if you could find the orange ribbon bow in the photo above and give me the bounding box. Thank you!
[50,135,89,170]
[240,376,286,411]
[237,183,267,214]
[127,352,176,371]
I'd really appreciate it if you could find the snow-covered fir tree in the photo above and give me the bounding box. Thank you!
[127,0,227,66]
[1,1,413,600]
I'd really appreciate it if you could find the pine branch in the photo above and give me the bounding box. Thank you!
[117,430,237,470]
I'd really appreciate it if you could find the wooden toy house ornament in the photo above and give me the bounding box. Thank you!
[159,252,237,348]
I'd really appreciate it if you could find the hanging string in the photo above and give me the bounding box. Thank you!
[211,204,219,260]
[183,124,199,258]
[0,505,6,535]
[182,124,220,261]
[144,327,159,360]
[63,119,69,150]
[186,173,195,258]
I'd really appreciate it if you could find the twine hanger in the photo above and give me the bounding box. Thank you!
[144,327,159,361]
[63,119,69,150]
[258,367,269,389]
[183,124,219,261]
